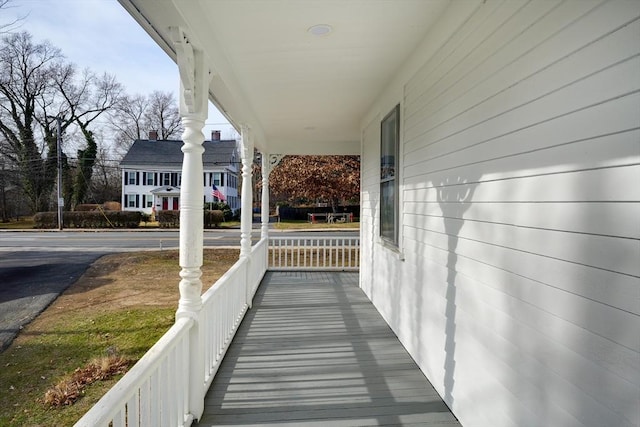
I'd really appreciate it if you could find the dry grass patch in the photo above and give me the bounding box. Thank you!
[43,355,132,407]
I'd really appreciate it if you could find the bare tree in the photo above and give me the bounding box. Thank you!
[91,141,121,204]
[0,0,27,34]
[146,90,181,139]
[0,31,62,212]
[110,90,182,156]
[0,31,123,212]
[49,65,123,207]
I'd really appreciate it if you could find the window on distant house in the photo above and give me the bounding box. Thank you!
[145,172,154,186]
[213,172,222,186]
[380,104,399,246]
[126,194,136,208]
[163,173,170,186]
[146,195,153,208]
[128,172,136,185]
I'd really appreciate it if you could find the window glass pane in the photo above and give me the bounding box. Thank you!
[380,104,399,246]
[381,108,397,180]
[380,181,395,241]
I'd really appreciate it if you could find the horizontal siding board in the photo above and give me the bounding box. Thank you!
[405,0,587,127]
[405,201,640,240]
[404,165,640,203]
[403,226,640,351]
[406,223,639,317]
[405,54,640,165]
[404,94,640,180]
[405,1,639,146]
[401,247,638,427]
[449,273,638,427]
[405,1,637,146]
[404,0,504,106]
[403,238,640,378]
[407,212,640,277]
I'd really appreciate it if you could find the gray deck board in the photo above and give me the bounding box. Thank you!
[197,271,460,427]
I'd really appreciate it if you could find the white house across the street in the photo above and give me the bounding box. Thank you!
[119,130,240,215]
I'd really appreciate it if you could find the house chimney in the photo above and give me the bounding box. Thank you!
[149,130,158,141]
[211,130,221,141]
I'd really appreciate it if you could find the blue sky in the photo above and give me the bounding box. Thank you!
[5,0,236,140]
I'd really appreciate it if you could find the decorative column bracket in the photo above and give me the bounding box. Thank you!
[268,154,284,175]
[171,26,210,115]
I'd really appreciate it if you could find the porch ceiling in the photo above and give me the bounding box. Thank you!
[118,0,449,155]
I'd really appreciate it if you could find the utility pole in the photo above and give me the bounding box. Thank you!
[57,117,63,230]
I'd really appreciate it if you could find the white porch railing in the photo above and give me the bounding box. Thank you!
[269,235,360,271]
[75,238,269,427]
[202,237,267,388]
[74,235,359,426]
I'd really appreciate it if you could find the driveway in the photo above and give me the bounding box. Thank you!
[0,251,107,352]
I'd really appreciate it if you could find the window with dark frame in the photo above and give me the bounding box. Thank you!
[380,104,399,246]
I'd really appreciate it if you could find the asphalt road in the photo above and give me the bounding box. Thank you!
[0,230,250,252]
[0,251,108,351]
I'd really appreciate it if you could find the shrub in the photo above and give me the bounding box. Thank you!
[33,211,142,228]
[210,210,224,228]
[158,210,180,228]
[74,204,99,212]
[33,212,57,229]
[207,202,232,221]
[102,201,121,211]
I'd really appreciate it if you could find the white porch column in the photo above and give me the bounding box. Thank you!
[261,154,283,240]
[260,152,269,240]
[239,125,254,258]
[172,26,210,423]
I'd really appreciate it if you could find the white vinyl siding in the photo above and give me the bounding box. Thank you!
[360,2,640,427]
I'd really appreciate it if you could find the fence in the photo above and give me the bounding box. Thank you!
[269,235,360,270]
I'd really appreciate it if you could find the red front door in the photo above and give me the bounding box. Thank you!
[162,197,168,210]
[173,197,179,210]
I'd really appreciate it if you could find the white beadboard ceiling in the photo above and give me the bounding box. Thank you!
[118,0,449,154]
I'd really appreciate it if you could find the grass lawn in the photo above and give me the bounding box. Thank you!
[0,218,35,229]
[0,248,239,427]
[0,218,356,230]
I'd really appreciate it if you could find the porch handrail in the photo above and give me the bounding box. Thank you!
[269,235,360,271]
[75,316,194,427]
[75,237,269,427]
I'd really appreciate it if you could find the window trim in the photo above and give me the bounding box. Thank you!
[380,104,400,247]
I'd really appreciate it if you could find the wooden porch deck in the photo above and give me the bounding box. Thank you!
[197,271,461,427]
